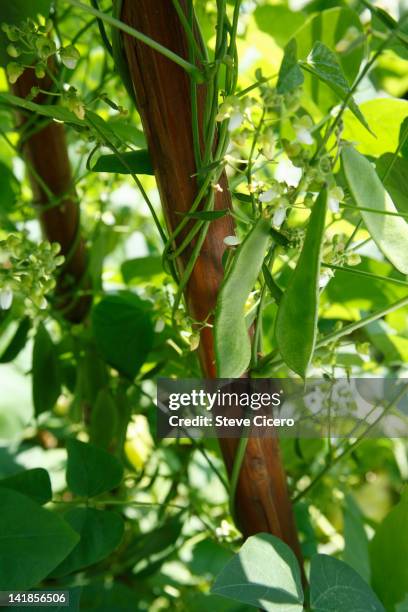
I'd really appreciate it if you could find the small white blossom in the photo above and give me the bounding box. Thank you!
[328,186,344,214]
[259,184,281,203]
[293,115,314,145]
[224,235,241,247]
[297,128,314,145]
[155,319,165,333]
[228,112,244,132]
[319,269,334,289]
[273,205,287,228]
[304,388,324,414]
[0,288,13,310]
[260,128,275,160]
[275,158,302,187]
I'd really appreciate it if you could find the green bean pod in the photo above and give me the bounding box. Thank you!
[342,146,408,275]
[214,217,271,378]
[275,189,327,378]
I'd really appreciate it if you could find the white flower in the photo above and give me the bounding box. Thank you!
[319,269,334,289]
[259,184,281,203]
[297,128,314,145]
[328,186,344,214]
[275,158,302,187]
[155,318,165,333]
[0,288,13,310]
[273,205,287,228]
[293,115,314,145]
[224,235,241,247]
[304,388,324,414]
[228,112,244,131]
[260,128,275,160]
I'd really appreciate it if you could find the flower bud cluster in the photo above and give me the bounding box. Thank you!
[2,18,80,86]
[0,234,64,312]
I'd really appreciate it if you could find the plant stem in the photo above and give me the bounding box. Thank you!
[321,262,408,287]
[257,293,408,373]
[293,382,408,503]
[64,0,204,80]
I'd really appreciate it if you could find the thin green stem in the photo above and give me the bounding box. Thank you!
[321,262,408,287]
[64,0,204,80]
[172,220,210,316]
[340,201,408,219]
[293,382,408,503]
[90,0,113,56]
[172,0,205,62]
[314,17,404,159]
[257,294,408,373]
[85,113,168,246]
[228,433,249,524]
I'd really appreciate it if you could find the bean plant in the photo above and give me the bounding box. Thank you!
[0,0,407,610]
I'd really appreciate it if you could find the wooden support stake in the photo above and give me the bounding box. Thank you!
[121,0,302,561]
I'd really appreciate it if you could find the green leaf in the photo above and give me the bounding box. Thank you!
[212,533,303,611]
[214,218,271,378]
[396,595,408,612]
[342,99,408,158]
[92,292,154,379]
[0,488,78,589]
[0,316,31,363]
[107,118,146,147]
[121,256,163,283]
[262,264,283,303]
[51,508,124,577]
[92,150,153,175]
[0,1,52,66]
[123,514,184,577]
[343,495,370,583]
[0,92,85,125]
[66,438,123,498]
[277,39,304,94]
[254,4,305,48]
[0,468,51,505]
[370,489,408,610]
[305,42,370,133]
[342,146,408,274]
[371,10,408,61]
[295,7,364,108]
[32,323,61,416]
[275,190,327,378]
[399,117,408,159]
[0,161,19,218]
[376,153,408,214]
[80,581,141,611]
[325,256,406,311]
[310,554,384,611]
[232,192,252,204]
[89,389,118,450]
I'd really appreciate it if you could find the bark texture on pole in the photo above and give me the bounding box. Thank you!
[121,0,302,560]
[12,69,90,323]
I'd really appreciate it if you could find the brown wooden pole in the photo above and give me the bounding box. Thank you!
[12,69,90,323]
[121,0,302,560]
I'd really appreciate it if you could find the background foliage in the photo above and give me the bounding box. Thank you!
[0,0,408,610]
